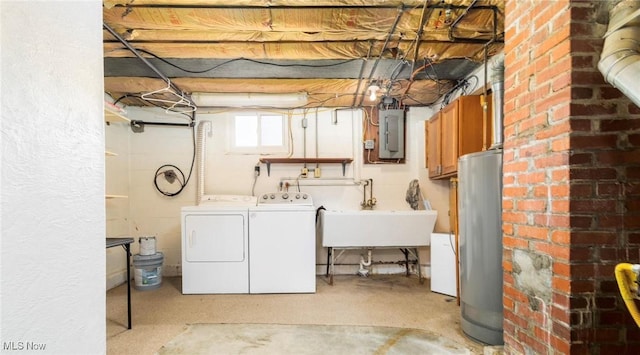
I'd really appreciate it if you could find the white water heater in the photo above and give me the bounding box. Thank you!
[458,149,504,345]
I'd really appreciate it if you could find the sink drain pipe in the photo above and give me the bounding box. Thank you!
[359,249,373,277]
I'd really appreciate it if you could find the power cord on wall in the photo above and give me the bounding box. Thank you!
[154,164,187,197]
[153,118,196,197]
[251,163,260,196]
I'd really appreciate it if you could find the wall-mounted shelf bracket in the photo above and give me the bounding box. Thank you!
[259,158,353,176]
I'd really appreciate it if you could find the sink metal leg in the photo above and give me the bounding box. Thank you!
[329,247,334,285]
[415,247,424,284]
[328,248,348,286]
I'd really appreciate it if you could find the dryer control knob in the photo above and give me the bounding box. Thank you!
[295,194,301,199]
[270,194,276,199]
[302,194,308,199]
[282,193,289,199]
[262,194,268,199]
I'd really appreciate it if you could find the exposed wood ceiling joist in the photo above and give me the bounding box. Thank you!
[102,0,505,110]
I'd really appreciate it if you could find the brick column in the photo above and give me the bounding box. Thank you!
[503,0,640,353]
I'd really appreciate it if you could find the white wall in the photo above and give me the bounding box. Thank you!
[1,1,105,353]
[128,109,196,277]
[108,54,505,283]
[105,120,131,289]
[121,105,449,277]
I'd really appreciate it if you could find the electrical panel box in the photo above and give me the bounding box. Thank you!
[378,109,405,159]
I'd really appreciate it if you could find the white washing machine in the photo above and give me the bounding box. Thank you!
[181,195,256,294]
[249,192,316,293]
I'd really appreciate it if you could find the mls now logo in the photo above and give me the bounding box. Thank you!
[2,341,47,351]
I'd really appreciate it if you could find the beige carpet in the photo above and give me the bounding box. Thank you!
[107,275,485,354]
[157,323,474,355]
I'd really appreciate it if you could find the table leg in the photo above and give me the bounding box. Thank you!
[125,243,132,329]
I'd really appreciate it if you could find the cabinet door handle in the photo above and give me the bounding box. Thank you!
[189,230,195,247]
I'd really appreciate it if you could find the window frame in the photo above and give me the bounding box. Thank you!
[227,111,288,154]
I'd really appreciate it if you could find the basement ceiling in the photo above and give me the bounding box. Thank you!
[103,0,504,110]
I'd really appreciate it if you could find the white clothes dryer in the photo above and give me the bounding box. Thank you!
[181,195,256,294]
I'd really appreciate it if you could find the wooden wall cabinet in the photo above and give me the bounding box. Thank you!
[426,114,441,177]
[426,95,491,179]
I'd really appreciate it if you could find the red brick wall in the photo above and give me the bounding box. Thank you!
[503,0,640,353]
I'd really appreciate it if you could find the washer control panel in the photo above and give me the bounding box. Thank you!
[258,192,313,205]
[200,194,257,205]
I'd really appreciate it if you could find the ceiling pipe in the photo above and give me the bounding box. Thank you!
[598,0,640,108]
[401,0,436,103]
[448,3,501,43]
[409,0,434,76]
[402,2,501,103]
[351,44,375,108]
[481,40,491,151]
[448,0,478,41]
[106,2,492,10]
[490,53,505,150]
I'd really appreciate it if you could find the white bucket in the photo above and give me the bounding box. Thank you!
[139,236,156,256]
[133,252,163,291]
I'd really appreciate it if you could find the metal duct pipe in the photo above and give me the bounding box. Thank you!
[598,0,640,108]
[490,55,505,150]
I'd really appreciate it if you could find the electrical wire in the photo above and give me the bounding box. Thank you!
[306,93,356,108]
[448,232,457,256]
[440,77,474,108]
[403,94,435,106]
[419,57,445,97]
[387,59,410,83]
[154,165,185,194]
[113,94,134,105]
[464,74,480,94]
[294,173,303,192]
[286,110,295,158]
[251,164,259,197]
[111,93,195,119]
[153,123,196,197]
[136,49,359,74]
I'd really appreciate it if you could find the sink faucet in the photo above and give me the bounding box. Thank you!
[360,178,377,210]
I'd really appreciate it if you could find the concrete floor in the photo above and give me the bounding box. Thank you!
[106,275,486,354]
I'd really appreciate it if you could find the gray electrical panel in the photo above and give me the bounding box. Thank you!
[378,109,405,159]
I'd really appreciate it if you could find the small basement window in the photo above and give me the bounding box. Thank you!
[229,112,287,154]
